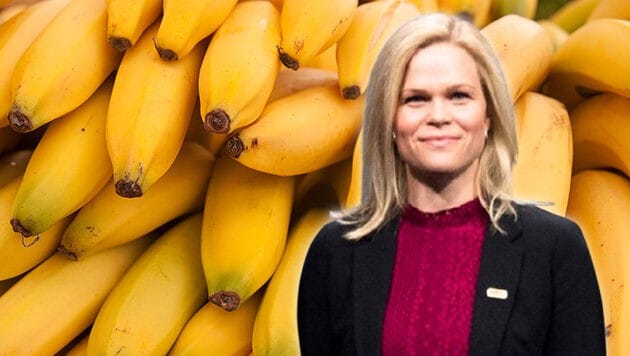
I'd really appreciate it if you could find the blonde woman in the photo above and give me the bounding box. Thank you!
[297,13,605,355]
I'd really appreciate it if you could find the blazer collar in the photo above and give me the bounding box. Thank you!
[352,210,524,356]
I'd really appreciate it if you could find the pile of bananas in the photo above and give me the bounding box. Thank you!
[0,0,628,354]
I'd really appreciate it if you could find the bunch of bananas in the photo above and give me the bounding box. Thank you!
[0,0,628,354]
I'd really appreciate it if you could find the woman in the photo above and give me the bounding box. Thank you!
[297,13,605,356]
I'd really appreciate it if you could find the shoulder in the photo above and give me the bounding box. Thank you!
[512,202,588,256]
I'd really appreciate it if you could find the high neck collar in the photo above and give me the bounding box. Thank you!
[402,198,487,226]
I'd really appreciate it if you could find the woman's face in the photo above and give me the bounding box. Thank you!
[394,41,489,181]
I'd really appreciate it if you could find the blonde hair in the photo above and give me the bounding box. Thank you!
[337,13,518,240]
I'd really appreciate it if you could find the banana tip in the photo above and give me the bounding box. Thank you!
[225,135,245,158]
[210,291,240,311]
[7,109,33,133]
[57,245,78,261]
[108,36,132,52]
[9,218,32,237]
[205,109,231,133]
[277,46,299,70]
[342,86,361,100]
[152,37,178,61]
[115,179,143,198]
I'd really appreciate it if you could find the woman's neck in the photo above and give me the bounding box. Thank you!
[405,168,479,213]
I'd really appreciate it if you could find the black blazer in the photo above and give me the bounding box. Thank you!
[297,203,606,355]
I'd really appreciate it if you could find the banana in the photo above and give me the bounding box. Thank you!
[201,155,294,311]
[170,291,262,355]
[302,42,338,72]
[346,127,363,208]
[292,158,351,220]
[105,0,161,51]
[549,0,600,33]
[266,67,338,103]
[277,0,357,70]
[252,208,333,356]
[569,93,630,177]
[511,91,572,217]
[87,214,207,355]
[0,125,21,153]
[64,333,89,356]
[107,21,205,198]
[0,236,152,355]
[336,0,420,100]
[437,0,493,28]
[406,0,439,12]
[537,19,569,52]
[0,149,31,188]
[491,0,537,20]
[0,1,26,25]
[224,82,365,176]
[7,0,122,133]
[0,176,72,280]
[0,0,71,125]
[542,18,630,110]
[565,169,630,356]
[587,0,630,21]
[481,14,554,102]
[198,0,281,134]
[154,0,238,61]
[58,141,213,261]
[10,77,114,238]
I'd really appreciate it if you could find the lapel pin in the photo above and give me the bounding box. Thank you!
[486,287,508,300]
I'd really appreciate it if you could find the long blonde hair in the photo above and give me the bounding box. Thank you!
[338,13,518,240]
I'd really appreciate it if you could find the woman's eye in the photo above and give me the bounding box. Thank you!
[452,91,470,100]
[402,95,428,104]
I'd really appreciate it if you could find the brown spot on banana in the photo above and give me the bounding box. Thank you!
[115,178,143,198]
[210,291,240,311]
[10,218,32,237]
[225,134,245,158]
[57,245,78,261]
[277,45,299,70]
[7,109,33,133]
[108,36,132,52]
[204,109,231,133]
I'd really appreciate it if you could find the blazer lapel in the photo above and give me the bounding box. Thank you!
[353,218,399,356]
[469,214,524,356]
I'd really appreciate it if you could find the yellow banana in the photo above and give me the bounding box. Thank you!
[201,155,294,311]
[154,0,238,61]
[59,141,214,260]
[170,291,262,355]
[302,42,338,72]
[406,0,439,12]
[587,0,630,21]
[0,1,26,25]
[537,19,569,52]
[542,18,630,110]
[64,333,89,356]
[277,0,357,70]
[491,0,537,20]
[437,0,492,27]
[0,0,71,124]
[266,67,338,103]
[0,149,31,188]
[198,0,281,134]
[549,0,600,32]
[0,236,152,355]
[511,91,572,216]
[481,14,554,102]
[224,82,365,176]
[7,0,122,133]
[565,169,630,356]
[0,176,71,280]
[336,0,420,100]
[252,208,333,356]
[87,214,207,355]
[346,127,363,208]
[107,21,205,198]
[105,0,162,51]
[569,93,630,177]
[10,78,113,237]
